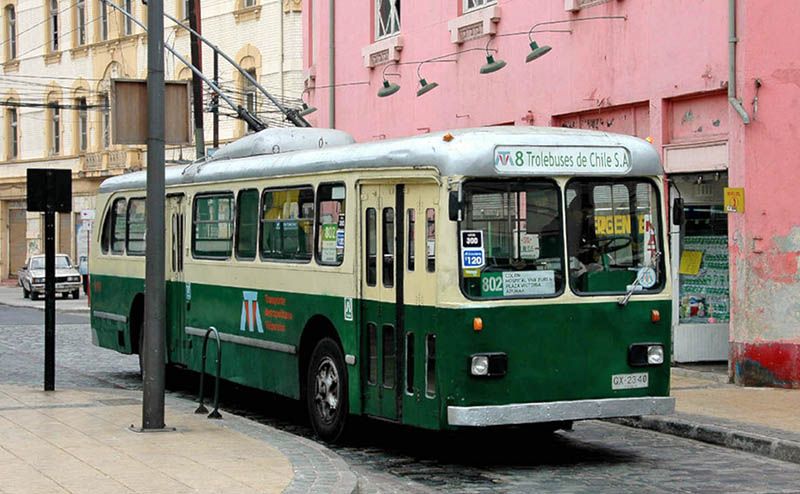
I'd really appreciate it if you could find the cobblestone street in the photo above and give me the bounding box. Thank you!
[2,305,800,493]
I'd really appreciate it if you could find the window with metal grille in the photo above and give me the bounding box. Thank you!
[464,0,495,13]
[375,0,400,40]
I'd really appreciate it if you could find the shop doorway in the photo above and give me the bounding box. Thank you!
[8,208,27,279]
[670,172,730,362]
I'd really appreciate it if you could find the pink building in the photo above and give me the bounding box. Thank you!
[302,0,800,387]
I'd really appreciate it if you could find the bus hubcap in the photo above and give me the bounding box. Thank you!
[314,357,339,424]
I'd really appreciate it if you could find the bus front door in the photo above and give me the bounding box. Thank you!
[166,194,186,365]
[360,184,402,421]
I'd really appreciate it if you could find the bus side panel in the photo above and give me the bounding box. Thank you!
[179,282,358,402]
[89,273,144,354]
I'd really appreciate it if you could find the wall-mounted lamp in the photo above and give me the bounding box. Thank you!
[525,15,626,63]
[481,29,570,75]
[298,81,370,113]
[298,88,317,116]
[378,63,401,97]
[479,15,626,74]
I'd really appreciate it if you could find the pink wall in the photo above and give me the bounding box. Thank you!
[304,0,728,145]
[303,0,800,386]
[728,0,800,387]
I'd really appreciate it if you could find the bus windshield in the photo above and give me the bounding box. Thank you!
[460,180,564,299]
[566,179,663,295]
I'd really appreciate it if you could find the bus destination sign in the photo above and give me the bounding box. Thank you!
[494,146,631,175]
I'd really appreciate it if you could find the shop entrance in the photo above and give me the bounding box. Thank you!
[670,172,730,362]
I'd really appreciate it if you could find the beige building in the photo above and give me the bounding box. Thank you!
[0,0,304,280]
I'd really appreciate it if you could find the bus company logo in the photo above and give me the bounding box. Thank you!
[495,150,512,167]
[240,291,264,333]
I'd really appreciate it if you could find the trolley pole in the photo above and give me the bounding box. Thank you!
[142,0,166,430]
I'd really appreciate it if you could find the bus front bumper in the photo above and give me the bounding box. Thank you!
[447,396,675,427]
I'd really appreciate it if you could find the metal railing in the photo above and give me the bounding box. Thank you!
[194,326,222,419]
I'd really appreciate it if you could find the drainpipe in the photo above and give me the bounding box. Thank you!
[729,0,751,124]
[328,0,335,129]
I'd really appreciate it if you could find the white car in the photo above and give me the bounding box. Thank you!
[18,254,82,300]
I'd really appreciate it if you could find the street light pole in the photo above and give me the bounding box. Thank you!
[142,0,166,430]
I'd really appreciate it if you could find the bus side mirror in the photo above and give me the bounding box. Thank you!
[448,191,462,221]
[672,198,685,226]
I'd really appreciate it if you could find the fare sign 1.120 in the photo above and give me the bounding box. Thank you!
[460,230,485,278]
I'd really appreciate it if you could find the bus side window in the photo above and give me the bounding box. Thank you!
[407,209,415,271]
[126,198,146,255]
[366,208,377,286]
[100,200,116,254]
[111,198,126,255]
[426,208,436,272]
[382,208,394,287]
[236,189,259,260]
[261,187,314,262]
[315,183,346,266]
[193,193,235,259]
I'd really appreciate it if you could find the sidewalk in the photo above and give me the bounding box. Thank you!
[613,367,800,465]
[0,285,89,313]
[0,384,357,494]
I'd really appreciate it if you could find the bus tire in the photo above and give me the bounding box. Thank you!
[306,338,349,443]
[136,321,144,376]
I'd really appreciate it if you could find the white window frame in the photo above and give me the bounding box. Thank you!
[76,0,86,45]
[463,0,496,13]
[124,0,133,35]
[77,98,88,152]
[6,5,16,59]
[375,0,400,40]
[49,0,59,51]
[50,103,60,155]
[7,107,18,159]
[100,0,108,41]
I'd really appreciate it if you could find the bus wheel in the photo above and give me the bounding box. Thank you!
[306,338,349,442]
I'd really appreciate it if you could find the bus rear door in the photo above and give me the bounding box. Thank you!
[360,183,401,421]
[166,194,186,364]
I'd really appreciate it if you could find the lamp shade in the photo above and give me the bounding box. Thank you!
[479,55,507,74]
[416,78,439,97]
[525,41,552,63]
[378,80,401,97]
[298,103,317,117]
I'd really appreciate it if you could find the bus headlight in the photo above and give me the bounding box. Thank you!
[647,345,664,365]
[629,343,665,366]
[469,353,508,377]
[471,356,489,376]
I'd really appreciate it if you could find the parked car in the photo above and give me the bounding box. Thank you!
[19,254,82,300]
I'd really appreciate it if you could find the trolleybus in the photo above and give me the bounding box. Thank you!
[89,127,674,441]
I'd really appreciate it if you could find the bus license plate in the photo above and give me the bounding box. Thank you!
[612,372,648,390]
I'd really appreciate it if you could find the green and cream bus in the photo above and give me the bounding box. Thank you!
[90,126,674,441]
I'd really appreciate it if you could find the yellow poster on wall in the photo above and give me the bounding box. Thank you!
[679,250,704,275]
[724,187,745,213]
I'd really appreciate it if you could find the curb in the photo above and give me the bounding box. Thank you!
[609,415,800,465]
[0,300,90,314]
[671,366,731,386]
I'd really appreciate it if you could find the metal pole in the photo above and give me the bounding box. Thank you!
[328,0,335,129]
[213,51,219,149]
[143,0,166,430]
[44,211,55,391]
[188,0,205,157]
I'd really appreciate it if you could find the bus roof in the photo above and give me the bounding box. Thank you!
[98,126,662,193]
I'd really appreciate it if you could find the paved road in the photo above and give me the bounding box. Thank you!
[2,306,800,493]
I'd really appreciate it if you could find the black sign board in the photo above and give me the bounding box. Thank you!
[27,169,72,213]
[461,230,483,249]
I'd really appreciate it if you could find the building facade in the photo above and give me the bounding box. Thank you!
[0,0,304,279]
[303,0,800,387]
